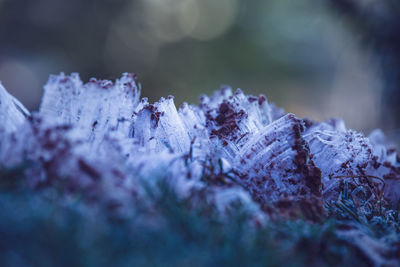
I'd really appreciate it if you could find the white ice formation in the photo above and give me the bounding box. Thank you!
[0,73,399,217]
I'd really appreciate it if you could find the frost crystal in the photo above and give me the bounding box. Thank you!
[0,73,399,216]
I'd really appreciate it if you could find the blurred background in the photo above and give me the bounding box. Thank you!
[0,0,399,139]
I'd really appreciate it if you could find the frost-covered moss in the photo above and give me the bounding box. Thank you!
[1,73,399,266]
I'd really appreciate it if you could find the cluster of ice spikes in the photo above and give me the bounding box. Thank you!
[0,73,399,218]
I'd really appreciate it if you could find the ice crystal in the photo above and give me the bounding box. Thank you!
[0,72,399,215]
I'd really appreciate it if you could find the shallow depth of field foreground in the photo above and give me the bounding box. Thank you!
[0,72,399,266]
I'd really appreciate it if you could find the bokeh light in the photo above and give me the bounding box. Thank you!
[0,0,397,137]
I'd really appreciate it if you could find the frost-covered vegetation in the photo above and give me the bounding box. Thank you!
[0,73,399,266]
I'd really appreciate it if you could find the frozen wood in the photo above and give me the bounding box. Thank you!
[0,73,399,214]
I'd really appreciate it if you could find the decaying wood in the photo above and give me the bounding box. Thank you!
[0,73,399,215]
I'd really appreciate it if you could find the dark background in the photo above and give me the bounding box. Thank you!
[0,0,399,140]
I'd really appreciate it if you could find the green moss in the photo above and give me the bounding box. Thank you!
[0,168,398,266]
